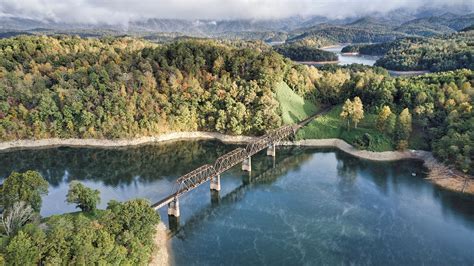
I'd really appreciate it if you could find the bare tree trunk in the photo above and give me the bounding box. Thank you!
[1,202,34,236]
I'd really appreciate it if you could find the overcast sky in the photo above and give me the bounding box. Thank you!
[1,0,472,24]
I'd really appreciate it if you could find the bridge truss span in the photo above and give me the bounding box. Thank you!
[175,164,218,196]
[153,120,307,216]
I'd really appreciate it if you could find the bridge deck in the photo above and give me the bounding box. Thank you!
[151,108,329,210]
[151,194,177,210]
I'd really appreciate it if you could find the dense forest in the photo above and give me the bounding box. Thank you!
[274,44,337,62]
[0,35,284,140]
[0,35,473,173]
[341,42,394,56]
[287,25,407,46]
[0,171,160,264]
[375,31,474,71]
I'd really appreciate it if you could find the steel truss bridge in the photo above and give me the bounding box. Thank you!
[151,112,320,217]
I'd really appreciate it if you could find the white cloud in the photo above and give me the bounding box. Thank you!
[0,0,472,24]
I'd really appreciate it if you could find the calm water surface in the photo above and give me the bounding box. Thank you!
[1,141,473,265]
[322,45,379,66]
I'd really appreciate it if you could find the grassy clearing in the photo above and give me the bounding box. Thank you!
[275,81,318,125]
[297,105,395,152]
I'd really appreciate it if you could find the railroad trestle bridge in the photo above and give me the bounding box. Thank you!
[151,114,318,218]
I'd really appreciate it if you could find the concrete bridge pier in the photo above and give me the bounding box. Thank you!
[210,174,221,191]
[243,171,252,185]
[267,143,276,157]
[168,198,180,217]
[242,156,252,172]
[168,215,180,232]
[211,190,220,205]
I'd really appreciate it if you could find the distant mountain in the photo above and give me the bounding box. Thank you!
[396,13,474,36]
[0,8,472,43]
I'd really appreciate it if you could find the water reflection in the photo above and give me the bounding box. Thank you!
[321,45,379,66]
[1,142,474,264]
[169,147,312,236]
[0,141,235,187]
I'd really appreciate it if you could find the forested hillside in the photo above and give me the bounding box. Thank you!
[341,31,474,72]
[288,65,474,173]
[0,36,284,140]
[341,42,395,56]
[274,44,337,61]
[375,31,474,71]
[0,36,473,173]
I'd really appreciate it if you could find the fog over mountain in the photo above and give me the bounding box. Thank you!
[1,0,473,24]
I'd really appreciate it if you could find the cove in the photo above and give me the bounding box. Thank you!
[1,140,473,265]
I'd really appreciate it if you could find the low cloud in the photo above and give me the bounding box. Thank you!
[0,0,472,24]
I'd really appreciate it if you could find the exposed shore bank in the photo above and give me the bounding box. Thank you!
[0,132,257,151]
[149,222,171,266]
[282,139,474,194]
[1,133,472,194]
[296,60,339,65]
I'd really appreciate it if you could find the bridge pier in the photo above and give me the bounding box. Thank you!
[167,198,180,217]
[210,174,221,191]
[267,143,276,157]
[168,215,180,232]
[242,156,252,172]
[211,190,220,205]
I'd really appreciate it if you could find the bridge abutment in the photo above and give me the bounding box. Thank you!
[168,198,180,217]
[267,143,276,157]
[242,156,252,172]
[210,174,221,191]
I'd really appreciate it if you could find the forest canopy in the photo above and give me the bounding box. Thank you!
[0,35,473,174]
[274,44,337,62]
[344,31,474,72]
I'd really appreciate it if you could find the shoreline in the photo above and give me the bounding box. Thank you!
[149,222,171,266]
[4,135,471,264]
[1,133,472,194]
[0,132,258,152]
[296,60,339,65]
[387,69,431,76]
[283,139,474,194]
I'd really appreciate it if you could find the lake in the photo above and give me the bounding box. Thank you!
[321,45,379,66]
[1,141,474,265]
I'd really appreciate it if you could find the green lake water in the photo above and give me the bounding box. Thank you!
[1,141,473,265]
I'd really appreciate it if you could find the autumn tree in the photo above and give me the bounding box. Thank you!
[376,106,393,133]
[352,97,364,128]
[395,108,412,150]
[340,99,353,129]
[340,97,364,129]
